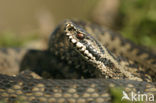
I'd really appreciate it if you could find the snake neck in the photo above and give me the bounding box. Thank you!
[81,22,156,79]
[48,20,152,82]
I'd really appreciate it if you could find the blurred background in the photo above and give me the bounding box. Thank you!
[0,0,156,50]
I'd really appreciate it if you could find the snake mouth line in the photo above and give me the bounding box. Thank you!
[66,32,96,61]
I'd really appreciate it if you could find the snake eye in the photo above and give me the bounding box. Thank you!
[76,33,85,40]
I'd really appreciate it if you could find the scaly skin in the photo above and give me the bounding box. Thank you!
[0,20,156,103]
[83,21,156,76]
[49,20,154,82]
[0,74,155,103]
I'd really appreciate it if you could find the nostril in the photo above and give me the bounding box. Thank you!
[68,27,74,31]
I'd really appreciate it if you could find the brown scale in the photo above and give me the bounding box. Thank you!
[78,21,156,79]
[0,74,155,103]
[0,20,155,102]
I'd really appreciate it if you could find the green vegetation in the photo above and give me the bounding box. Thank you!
[118,0,156,47]
[0,32,39,47]
[0,0,155,48]
[0,1,155,103]
[110,87,142,103]
[110,87,124,103]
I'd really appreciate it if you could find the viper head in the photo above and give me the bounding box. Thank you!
[64,20,105,63]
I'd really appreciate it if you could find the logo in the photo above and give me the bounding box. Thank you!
[121,91,131,101]
[121,91,154,102]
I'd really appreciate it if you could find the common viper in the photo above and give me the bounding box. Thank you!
[0,20,155,103]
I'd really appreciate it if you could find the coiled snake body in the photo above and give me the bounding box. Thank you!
[0,20,156,103]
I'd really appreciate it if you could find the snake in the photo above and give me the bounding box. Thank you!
[0,19,156,103]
